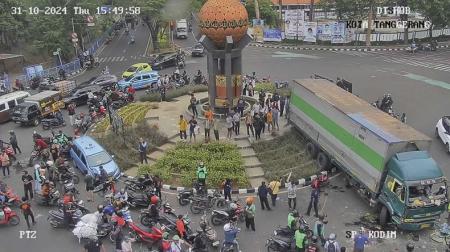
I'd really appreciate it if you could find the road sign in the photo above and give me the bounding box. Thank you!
[71,32,78,39]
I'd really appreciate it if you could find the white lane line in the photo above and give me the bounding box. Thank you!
[119,56,125,62]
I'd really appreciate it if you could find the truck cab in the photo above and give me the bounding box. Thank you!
[11,102,41,126]
[380,151,447,230]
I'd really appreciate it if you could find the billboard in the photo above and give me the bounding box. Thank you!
[331,22,346,43]
[284,10,305,38]
[317,22,333,41]
[252,19,264,43]
[303,22,317,42]
[263,28,283,42]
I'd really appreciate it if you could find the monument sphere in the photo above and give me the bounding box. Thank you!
[198,0,249,47]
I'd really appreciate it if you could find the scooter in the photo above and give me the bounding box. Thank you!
[3,188,21,208]
[42,117,66,130]
[266,235,293,251]
[0,206,20,226]
[187,212,220,248]
[37,190,61,206]
[177,188,194,206]
[127,189,155,208]
[126,222,163,245]
[211,204,245,226]
[47,208,83,228]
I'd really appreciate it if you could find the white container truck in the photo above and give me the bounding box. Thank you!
[175,19,188,39]
[289,78,447,231]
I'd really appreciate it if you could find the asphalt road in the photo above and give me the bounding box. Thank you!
[1,20,450,251]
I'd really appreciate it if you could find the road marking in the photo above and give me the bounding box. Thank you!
[271,51,321,59]
[403,73,450,90]
[119,56,125,62]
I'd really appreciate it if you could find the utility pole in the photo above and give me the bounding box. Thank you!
[400,0,409,44]
[72,18,78,56]
[309,0,314,21]
[366,4,373,46]
[279,0,283,31]
[254,0,260,20]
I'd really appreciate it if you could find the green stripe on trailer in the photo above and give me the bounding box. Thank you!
[291,93,384,171]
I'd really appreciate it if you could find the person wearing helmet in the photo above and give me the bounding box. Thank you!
[41,180,51,204]
[324,233,340,252]
[9,130,21,154]
[50,140,60,162]
[176,214,187,239]
[223,221,240,251]
[46,160,55,181]
[159,232,171,252]
[288,210,299,230]
[55,130,69,145]
[147,195,160,221]
[115,188,128,208]
[314,214,328,246]
[245,196,256,231]
[306,235,321,252]
[196,161,207,185]
[112,212,125,251]
[63,192,75,229]
[34,164,42,193]
[170,235,182,252]
[295,226,308,252]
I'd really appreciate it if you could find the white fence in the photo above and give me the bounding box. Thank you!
[354,28,450,42]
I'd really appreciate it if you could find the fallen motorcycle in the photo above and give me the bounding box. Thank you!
[37,190,61,207]
[48,208,83,228]
[0,206,20,226]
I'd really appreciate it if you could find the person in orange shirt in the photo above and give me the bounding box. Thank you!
[204,107,213,122]
[266,109,273,133]
[176,214,187,239]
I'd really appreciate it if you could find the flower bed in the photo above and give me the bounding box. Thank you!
[252,129,316,181]
[139,85,208,102]
[92,103,156,133]
[138,142,247,188]
[254,82,291,97]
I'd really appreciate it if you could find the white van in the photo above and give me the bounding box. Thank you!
[0,91,31,123]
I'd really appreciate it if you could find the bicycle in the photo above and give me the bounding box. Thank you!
[430,222,450,245]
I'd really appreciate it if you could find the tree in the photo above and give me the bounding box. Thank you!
[245,0,278,26]
[410,0,450,38]
[0,0,26,49]
[135,0,167,52]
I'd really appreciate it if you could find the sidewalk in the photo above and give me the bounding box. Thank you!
[249,41,450,51]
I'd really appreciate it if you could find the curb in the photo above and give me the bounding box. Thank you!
[160,171,328,195]
[249,43,450,52]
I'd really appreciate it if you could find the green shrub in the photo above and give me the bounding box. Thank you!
[254,82,291,97]
[140,85,208,102]
[94,121,168,170]
[138,142,248,188]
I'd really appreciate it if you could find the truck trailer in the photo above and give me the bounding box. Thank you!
[289,78,447,230]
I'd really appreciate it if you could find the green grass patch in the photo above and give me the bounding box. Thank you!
[139,85,208,102]
[254,82,291,97]
[138,142,247,188]
[252,129,317,181]
[95,121,168,170]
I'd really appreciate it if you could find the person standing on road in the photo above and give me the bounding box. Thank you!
[295,227,308,252]
[178,115,188,140]
[212,119,220,141]
[324,233,340,252]
[34,164,42,193]
[190,93,198,117]
[257,181,271,211]
[9,130,21,154]
[22,170,34,200]
[306,186,320,218]
[154,175,162,198]
[266,109,273,133]
[85,173,95,202]
[353,228,369,252]
[313,214,327,247]
[20,196,36,230]
[222,178,232,201]
[287,178,297,210]
[268,177,282,207]
[204,117,211,142]
[253,113,262,140]
[0,150,10,177]
[272,105,280,131]
[244,197,256,231]
[84,238,106,252]
[138,138,148,164]
[68,102,76,126]
[280,96,286,117]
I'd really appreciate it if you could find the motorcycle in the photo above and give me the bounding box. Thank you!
[54,167,80,185]
[211,203,245,226]
[37,190,61,206]
[221,227,240,252]
[125,222,163,245]
[58,200,90,216]
[126,188,156,208]
[139,202,179,227]
[4,145,16,162]
[28,147,50,167]
[266,235,293,252]
[190,190,227,214]
[42,117,66,130]
[63,180,80,195]
[272,216,313,239]
[193,75,208,85]
[187,212,220,249]
[2,187,21,208]
[0,206,20,226]
[48,208,83,228]
[124,175,153,192]
[177,188,194,206]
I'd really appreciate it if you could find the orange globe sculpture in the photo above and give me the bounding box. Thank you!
[198,0,249,47]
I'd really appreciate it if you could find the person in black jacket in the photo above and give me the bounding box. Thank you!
[257,181,271,210]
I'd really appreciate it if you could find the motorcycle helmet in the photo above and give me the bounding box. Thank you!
[311,235,318,243]
[230,202,238,210]
[120,188,125,194]
[46,160,54,166]
[97,204,104,212]
[172,235,180,241]
[34,164,41,169]
[292,210,299,217]
[329,233,336,240]
[224,223,232,232]
[163,232,170,240]
[44,180,50,184]
[246,197,254,205]
[150,195,159,205]
[49,182,55,187]
[199,161,204,167]
[63,161,70,167]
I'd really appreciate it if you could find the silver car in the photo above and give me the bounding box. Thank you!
[91,74,118,88]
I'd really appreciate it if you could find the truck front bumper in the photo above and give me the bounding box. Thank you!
[396,217,439,231]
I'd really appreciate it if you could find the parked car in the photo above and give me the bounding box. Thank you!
[150,53,179,70]
[117,71,160,91]
[0,91,30,123]
[122,63,152,78]
[70,136,121,179]
[191,43,205,57]
[91,74,118,89]
[63,86,104,107]
[436,116,450,153]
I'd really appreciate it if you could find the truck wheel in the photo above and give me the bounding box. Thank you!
[317,152,331,171]
[306,142,318,159]
[379,206,390,227]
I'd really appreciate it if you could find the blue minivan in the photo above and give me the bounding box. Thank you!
[117,71,160,91]
[70,136,121,179]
